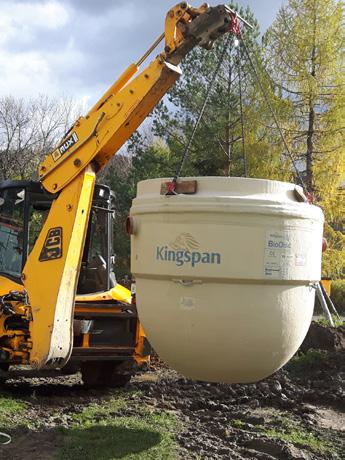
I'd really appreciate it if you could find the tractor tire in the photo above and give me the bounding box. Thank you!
[60,362,80,375]
[0,363,9,384]
[81,361,132,388]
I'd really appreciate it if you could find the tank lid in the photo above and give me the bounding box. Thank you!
[137,176,303,201]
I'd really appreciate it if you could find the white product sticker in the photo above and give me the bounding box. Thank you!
[264,231,293,279]
[295,253,306,266]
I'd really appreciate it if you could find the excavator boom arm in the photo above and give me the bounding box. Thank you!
[38,4,236,194]
[17,3,241,368]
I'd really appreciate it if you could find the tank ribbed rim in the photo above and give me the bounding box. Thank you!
[137,176,303,195]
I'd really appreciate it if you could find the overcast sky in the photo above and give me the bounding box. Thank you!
[0,0,286,107]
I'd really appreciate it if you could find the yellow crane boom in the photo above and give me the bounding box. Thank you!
[0,3,240,368]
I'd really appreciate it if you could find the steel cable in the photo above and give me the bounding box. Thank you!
[171,35,232,185]
[240,38,308,192]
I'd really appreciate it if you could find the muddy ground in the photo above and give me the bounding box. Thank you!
[0,324,344,459]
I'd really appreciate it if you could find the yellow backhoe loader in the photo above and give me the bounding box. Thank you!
[0,3,242,386]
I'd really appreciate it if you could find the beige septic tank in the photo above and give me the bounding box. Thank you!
[130,177,324,383]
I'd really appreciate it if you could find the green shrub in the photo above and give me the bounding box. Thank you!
[331,279,345,314]
[315,315,344,327]
[287,350,329,373]
[322,225,344,279]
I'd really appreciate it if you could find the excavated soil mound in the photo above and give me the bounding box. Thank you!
[134,347,344,459]
[301,322,345,352]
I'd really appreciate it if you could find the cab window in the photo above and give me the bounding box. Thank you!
[0,188,25,278]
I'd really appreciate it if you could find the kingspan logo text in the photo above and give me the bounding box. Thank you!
[156,246,221,267]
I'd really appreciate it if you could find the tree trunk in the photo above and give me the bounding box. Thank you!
[305,9,317,193]
[226,53,232,176]
[306,99,315,192]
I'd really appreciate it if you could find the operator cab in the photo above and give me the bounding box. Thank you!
[0,180,116,293]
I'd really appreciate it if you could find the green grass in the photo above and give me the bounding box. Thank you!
[315,315,344,327]
[0,396,28,427]
[287,349,329,373]
[0,389,180,459]
[231,419,246,429]
[258,416,334,455]
[59,392,180,460]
